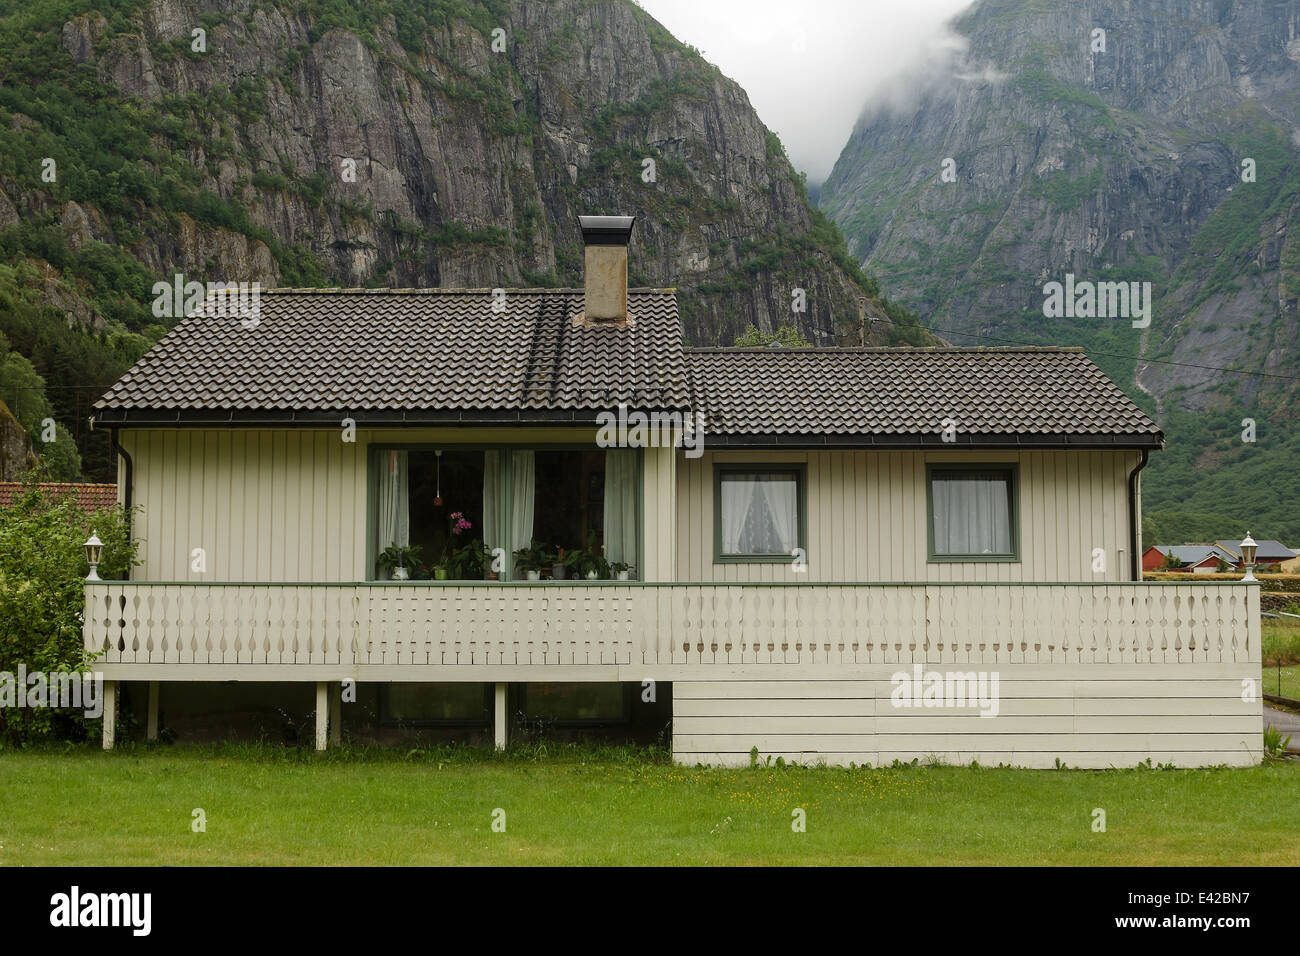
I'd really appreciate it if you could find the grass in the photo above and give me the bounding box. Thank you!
[1,745,1297,865]
[1263,618,1300,666]
[1263,664,1300,700]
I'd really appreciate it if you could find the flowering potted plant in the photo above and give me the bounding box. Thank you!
[435,512,472,580]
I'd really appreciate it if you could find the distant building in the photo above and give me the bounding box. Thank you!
[1141,544,1236,573]
[0,482,119,513]
[1215,539,1297,569]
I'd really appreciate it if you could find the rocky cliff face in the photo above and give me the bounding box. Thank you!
[820,0,1300,537]
[2,0,919,349]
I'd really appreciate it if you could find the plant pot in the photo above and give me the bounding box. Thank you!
[486,571,499,581]
[526,570,541,581]
[551,563,566,580]
[391,566,410,581]
[585,570,598,580]
[616,571,629,581]
[434,569,448,580]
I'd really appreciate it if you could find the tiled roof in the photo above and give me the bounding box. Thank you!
[686,347,1162,446]
[94,289,690,423]
[0,482,118,512]
[93,288,1160,446]
[1216,539,1296,561]
[1151,545,1234,565]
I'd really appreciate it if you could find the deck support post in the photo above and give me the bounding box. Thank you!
[146,681,159,741]
[328,682,341,747]
[102,680,117,750]
[315,681,328,751]
[494,682,508,751]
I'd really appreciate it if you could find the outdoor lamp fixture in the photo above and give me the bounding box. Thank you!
[1240,532,1258,583]
[84,533,104,581]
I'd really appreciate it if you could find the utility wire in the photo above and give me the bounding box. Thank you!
[900,320,1300,384]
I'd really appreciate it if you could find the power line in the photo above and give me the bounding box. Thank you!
[903,320,1300,384]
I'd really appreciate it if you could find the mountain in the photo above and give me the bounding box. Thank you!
[0,0,929,482]
[821,0,1300,542]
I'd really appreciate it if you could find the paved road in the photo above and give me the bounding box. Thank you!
[1263,703,1300,741]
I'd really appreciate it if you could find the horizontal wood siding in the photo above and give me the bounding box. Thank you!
[672,666,1262,769]
[676,449,1138,582]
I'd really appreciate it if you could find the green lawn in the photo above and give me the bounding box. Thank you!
[1263,618,1300,665]
[1,746,1297,865]
[1263,663,1300,700]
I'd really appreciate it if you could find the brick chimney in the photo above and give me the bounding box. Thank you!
[579,215,635,323]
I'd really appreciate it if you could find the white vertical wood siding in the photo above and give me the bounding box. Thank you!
[122,428,678,582]
[676,449,1139,582]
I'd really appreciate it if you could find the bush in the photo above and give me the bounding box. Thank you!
[0,484,137,745]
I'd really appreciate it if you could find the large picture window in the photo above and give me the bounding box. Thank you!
[713,465,804,562]
[370,446,640,581]
[927,465,1019,562]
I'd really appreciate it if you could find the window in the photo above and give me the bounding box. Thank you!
[520,683,629,724]
[369,446,640,581]
[714,465,804,562]
[927,465,1019,562]
[381,683,490,725]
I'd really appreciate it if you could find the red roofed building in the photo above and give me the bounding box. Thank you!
[0,482,119,512]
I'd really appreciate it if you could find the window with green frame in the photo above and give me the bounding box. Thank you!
[926,464,1020,562]
[713,464,805,563]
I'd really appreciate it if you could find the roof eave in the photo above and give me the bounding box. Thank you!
[700,432,1165,450]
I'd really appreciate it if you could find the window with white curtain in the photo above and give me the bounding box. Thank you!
[716,467,802,560]
[928,466,1018,560]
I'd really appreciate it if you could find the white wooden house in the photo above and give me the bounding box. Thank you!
[85,217,1262,767]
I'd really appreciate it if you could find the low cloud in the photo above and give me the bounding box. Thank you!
[637,0,977,181]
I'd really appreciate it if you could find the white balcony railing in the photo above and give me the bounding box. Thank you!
[83,581,1260,670]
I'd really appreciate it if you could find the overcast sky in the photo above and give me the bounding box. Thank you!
[637,0,976,182]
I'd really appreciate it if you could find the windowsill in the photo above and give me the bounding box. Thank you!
[713,554,800,565]
[927,554,1021,564]
[367,579,644,585]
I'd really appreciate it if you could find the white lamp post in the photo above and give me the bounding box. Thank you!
[84,533,103,581]
[1240,532,1258,583]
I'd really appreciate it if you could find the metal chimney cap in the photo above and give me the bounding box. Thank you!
[579,215,636,246]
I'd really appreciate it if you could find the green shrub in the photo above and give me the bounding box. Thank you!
[0,484,137,746]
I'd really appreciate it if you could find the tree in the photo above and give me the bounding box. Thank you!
[0,483,136,744]
[733,323,813,348]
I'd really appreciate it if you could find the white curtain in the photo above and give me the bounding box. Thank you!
[765,477,798,553]
[720,475,758,554]
[603,449,638,569]
[721,473,798,555]
[932,471,1011,554]
[509,450,535,570]
[375,449,409,576]
[483,451,500,562]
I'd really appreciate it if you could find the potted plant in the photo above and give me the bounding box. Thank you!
[377,544,422,581]
[450,539,492,580]
[611,561,633,581]
[564,534,610,580]
[551,546,567,581]
[512,539,548,581]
